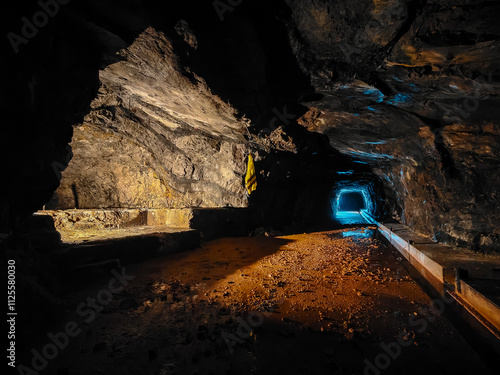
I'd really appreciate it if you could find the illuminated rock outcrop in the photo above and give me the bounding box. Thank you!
[49,28,250,210]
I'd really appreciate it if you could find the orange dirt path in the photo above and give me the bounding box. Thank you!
[48,227,490,375]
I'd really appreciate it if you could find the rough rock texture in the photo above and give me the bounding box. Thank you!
[285,0,500,251]
[49,28,250,210]
[6,2,500,360]
[3,0,500,253]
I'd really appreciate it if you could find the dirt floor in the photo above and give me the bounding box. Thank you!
[27,226,492,375]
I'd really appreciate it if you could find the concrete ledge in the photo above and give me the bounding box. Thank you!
[54,228,200,267]
[377,222,445,289]
[159,208,193,227]
[367,214,500,349]
[37,207,251,240]
[36,207,250,278]
[152,207,251,239]
[458,279,500,333]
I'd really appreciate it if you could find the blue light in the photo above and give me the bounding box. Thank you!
[387,93,413,105]
[342,228,374,238]
[335,211,366,225]
[332,185,375,224]
[362,88,385,103]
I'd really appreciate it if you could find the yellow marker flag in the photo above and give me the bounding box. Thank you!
[245,154,257,194]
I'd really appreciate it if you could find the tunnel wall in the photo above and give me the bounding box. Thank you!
[47,28,250,210]
[288,0,500,252]
[329,181,379,220]
[374,157,500,252]
[3,0,499,255]
[1,0,314,234]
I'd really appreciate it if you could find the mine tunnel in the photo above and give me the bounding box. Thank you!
[2,1,500,374]
[337,191,365,212]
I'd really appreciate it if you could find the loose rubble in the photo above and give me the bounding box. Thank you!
[49,227,489,375]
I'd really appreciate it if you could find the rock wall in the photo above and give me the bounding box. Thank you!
[286,0,500,251]
[48,28,250,210]
[3,0,499,252]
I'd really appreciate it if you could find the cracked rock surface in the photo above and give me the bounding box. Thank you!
[285,0,500,250]
[3,0,500,253]
[50,28,250,210]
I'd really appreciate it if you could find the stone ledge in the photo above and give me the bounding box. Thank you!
[53,228,200,267]
[36,207,251,240]
[457,278,500,333]
[363,212,500,353]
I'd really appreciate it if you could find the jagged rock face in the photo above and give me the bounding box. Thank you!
[286,0,500,250]
[3,0,499,252]
[49,28,250,210]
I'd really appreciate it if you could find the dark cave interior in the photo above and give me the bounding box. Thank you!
[1,0,500,374]
[338,192,366,212]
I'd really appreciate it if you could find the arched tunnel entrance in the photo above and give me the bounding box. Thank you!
[338,191,365,212]
[331,182,377,225]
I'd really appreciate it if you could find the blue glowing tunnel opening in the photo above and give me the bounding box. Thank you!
[338,192,365,211]
[331,183,375,224]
